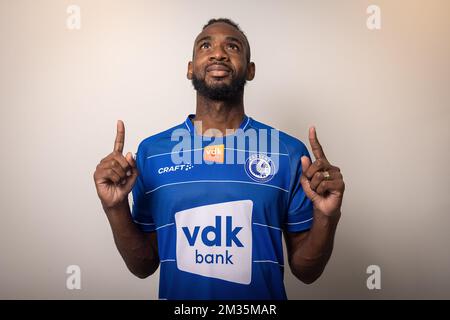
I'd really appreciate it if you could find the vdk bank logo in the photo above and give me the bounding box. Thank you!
[175,200,253,284]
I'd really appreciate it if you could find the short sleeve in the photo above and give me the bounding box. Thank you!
[285,142,314,232]
[131,143,156,232]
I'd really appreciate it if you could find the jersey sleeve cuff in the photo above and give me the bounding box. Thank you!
[131,208,156,232]
[285,207,314,232]
[132,219,156,232]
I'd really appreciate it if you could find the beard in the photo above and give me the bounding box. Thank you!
[191,72,247,101]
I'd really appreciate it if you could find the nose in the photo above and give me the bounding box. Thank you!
[209,44,229,61]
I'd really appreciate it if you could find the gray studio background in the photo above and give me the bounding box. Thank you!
[1,0,449,299]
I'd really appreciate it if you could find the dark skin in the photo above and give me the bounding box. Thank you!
[93,22,345,283]
[285,128,344,283]
[93,121,159,278]
[187,22,255,136]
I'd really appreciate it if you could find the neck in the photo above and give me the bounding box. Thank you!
[193,92,245,136]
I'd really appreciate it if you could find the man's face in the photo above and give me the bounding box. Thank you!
[188,22,255,101]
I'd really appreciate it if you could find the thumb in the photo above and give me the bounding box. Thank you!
[301,155,311,174]
[122,172,138,194]
[300,156,318,201]
[125,152,136,168]
[122,152,138,190]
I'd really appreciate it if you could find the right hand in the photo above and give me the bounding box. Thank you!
[93,120,139,209]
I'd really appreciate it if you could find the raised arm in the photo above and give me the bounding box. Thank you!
[284,127,345,284]
[93,120,159,278]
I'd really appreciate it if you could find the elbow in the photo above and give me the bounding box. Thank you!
[128,261,159,279]
[290,263,325,285]
[132,269,152,279]
[295,272,321,285]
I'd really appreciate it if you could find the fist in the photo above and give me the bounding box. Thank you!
[300,127,345,217]
[93,120,139,209]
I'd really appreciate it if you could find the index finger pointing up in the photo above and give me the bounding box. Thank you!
[114,120,125,153]
[309,126,326,160]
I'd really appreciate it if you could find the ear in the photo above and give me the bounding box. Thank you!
[246,62,255,81]
[187,61,193,80]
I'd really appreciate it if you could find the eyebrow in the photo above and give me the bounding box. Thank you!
[196,36,212,46]
[225,36,243,47]
[195,35,244,47]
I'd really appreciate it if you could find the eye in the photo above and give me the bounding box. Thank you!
[200,42,211,49]
[227,43,240,51]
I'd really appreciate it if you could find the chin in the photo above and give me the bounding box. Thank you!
[207,78,231,86]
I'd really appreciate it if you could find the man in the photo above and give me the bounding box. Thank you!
[93,18,345,300]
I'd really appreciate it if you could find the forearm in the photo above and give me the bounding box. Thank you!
[290,209,341,283]
[103,201,159,278]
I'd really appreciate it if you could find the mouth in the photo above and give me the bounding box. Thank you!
[206,64,232,78]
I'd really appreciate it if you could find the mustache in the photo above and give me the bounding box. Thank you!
[205,62,232,72]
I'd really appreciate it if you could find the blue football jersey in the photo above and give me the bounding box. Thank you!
[131,114,313,300]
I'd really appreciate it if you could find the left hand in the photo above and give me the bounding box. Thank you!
[300,127,345,217]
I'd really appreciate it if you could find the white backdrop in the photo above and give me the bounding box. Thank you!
[1,0,449,299]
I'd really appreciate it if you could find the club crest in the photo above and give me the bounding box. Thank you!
[245,154,276,183]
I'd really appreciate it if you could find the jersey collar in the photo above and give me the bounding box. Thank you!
[184,114,251,136]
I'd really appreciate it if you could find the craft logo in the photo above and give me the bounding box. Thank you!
[158,164,194,174]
